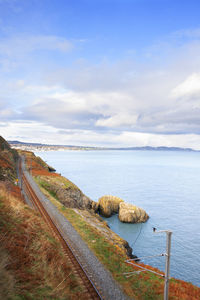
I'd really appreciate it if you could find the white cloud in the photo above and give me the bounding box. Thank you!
[2,72,200,137]
[171,73,200,99]
[1,27,200,148]
[96,113,138,128]
[2,121,200,150]
[19,88,137,129]
[0,34,73,72]
[113,131,200,150]
[0,108,14,118]
[0,121,59,144]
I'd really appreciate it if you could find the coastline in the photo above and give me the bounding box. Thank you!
[33,148,200,287]
[18,149,200,299]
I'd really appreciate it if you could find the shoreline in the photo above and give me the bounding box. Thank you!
[18,149,200,298]
[32,148,200,288]
[1,136,199,298]
[33,149,200,286]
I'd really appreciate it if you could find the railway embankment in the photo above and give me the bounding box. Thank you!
[0,136,94,300]
[1,135,200,299]
[21,157,127,300]
[19,148,200,300]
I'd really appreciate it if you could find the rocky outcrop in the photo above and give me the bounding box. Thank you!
[56,187,93,209]
[98,195,124,217]
[37,176,97,210]
[0,136,18,182]
[91,201,99,212]
[74,209,135,258]
[119,202,149,223]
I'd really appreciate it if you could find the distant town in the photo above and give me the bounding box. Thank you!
[8,140,197,152]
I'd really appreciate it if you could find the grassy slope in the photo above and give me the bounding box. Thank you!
[0,140,18,182]
[0,182,87,300]
[25,150,200,300]
[37,180,200,300]
[0,138,88,300]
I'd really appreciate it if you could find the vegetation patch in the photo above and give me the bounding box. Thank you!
[36,180,200,299]
[20,149,200,299]
[35,175,79,190]
[36,178,59,199]
[0,182,87,300]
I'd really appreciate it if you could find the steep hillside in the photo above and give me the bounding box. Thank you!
[0,137,86,299]
[0,182,87,300]
[22,148,200,299]
[0,136,18,182]
[1,136,200,299]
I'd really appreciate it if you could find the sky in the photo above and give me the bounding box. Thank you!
[1,0,200,149]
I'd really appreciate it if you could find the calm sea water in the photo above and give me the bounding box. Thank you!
[35,150,200,286]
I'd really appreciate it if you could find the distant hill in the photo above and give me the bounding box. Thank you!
[8,140,198,152]
[112,146,197,152]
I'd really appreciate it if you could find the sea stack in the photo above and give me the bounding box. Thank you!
[118,202,149,223]
[98,195,124,217]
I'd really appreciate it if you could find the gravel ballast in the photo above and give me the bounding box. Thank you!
[21,160,130,300]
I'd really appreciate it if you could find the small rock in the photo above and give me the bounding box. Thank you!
[98,195,124,217]
[118,202,149,223]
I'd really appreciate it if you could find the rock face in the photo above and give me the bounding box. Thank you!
[37,176,96,210]
[98,195,124,217]
[74,209,135,258]
[56,186,93,209]
[0,136,18,182]
[119,202,149,223]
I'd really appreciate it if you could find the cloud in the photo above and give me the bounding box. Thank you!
[21,90,111,129]
[0,108,14,118]
[171,73,200,99]
[1,26,200,148]
[3,63,200,136]
[45,60,138,92]
[0,98,17,120]
[0,35,72,56]
[2,120,200,150]
[14,79,199,136]
[96,113,138,128]
[0,34,73,72]
[16,86,142,131]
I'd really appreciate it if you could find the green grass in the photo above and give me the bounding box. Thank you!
[35,175,200,300]
[60,208,165,299]
[35,179,166,299]
[35,178,59,200]
[0,183,87,300]
[35,176,79,196]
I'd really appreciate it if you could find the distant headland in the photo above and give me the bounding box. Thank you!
[8,140,198,152]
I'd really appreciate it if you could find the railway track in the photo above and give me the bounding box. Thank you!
[21,169,102,300]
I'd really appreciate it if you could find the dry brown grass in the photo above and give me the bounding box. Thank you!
[0,151,16,181]
[0,249,15,300]
[18,150,60,177]
[17,150,200,299]
[32,169,60,176]
[0,181,85,299]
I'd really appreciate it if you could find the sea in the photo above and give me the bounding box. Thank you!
[35,150,200,287]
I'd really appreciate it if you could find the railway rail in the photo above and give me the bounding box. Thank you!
[21,167,102,300]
